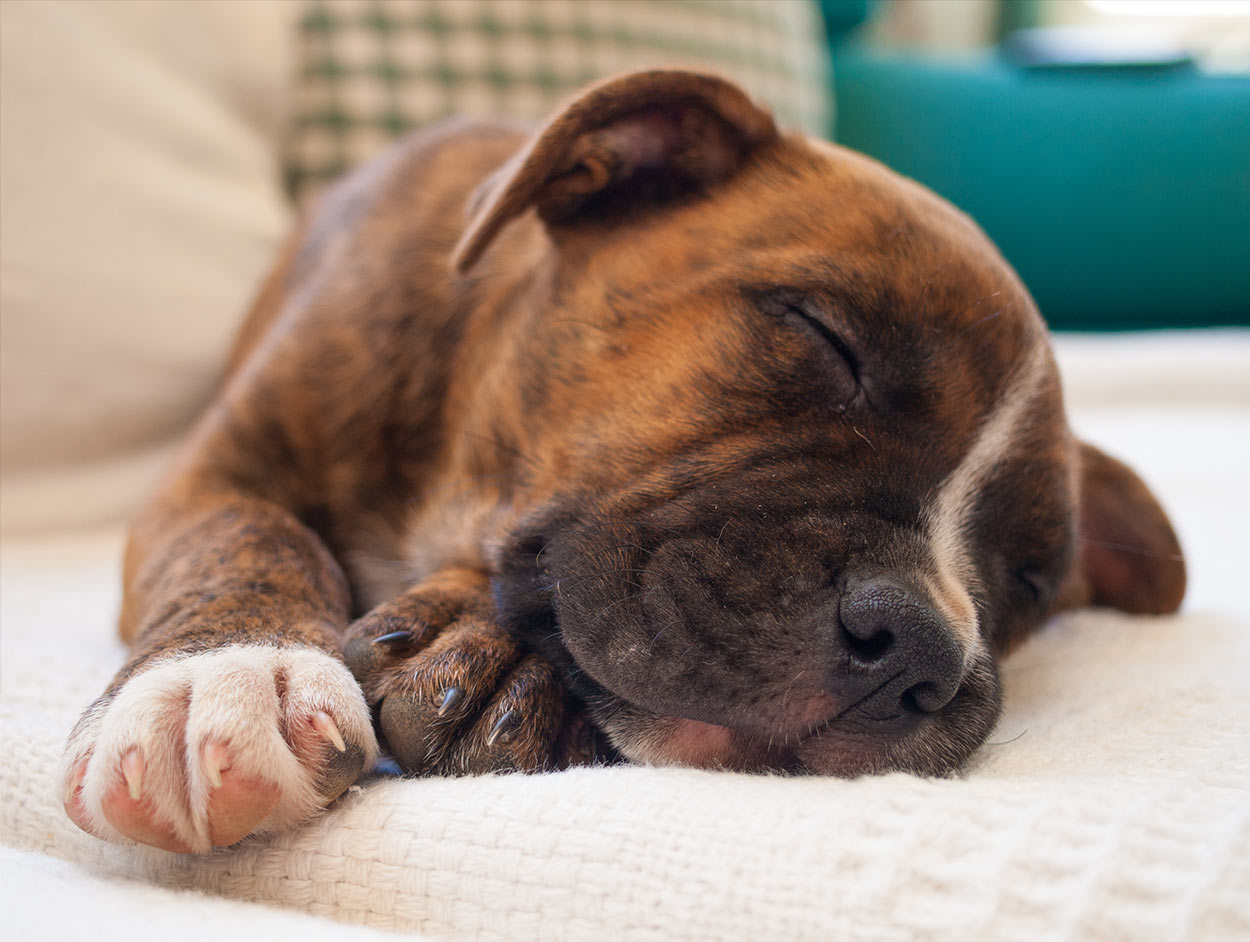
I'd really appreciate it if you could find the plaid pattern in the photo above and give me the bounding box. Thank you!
[286,0,832,202]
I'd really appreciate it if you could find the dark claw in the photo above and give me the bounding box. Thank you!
[485,708,521,747]
[436,686,463,716]
[372,630,414,646]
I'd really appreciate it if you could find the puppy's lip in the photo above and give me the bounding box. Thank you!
[563,643,920,746]
[647,715,801,772]
[633,676,947,757]
[582,671,848,744]
[656,717,740,768]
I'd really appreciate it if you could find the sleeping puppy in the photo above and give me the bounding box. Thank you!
[60,70,1185,853]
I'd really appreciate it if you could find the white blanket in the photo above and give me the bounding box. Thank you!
[2,331,1248,941]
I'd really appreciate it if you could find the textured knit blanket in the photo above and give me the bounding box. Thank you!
[2,331,1247,941]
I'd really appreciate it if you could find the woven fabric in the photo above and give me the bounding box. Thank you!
[2,333,1248,940]
[285,0,832,202]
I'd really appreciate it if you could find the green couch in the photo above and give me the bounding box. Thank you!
[819,0,1250,330]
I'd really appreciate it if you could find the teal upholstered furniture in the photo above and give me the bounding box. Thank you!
[818,0,1250,330]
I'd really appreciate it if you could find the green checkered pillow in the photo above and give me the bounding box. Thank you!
[287,0,832,202]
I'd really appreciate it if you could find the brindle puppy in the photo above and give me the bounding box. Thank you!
[61,71,1184,853]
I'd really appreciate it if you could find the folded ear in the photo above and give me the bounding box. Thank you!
[452,69,778,273]
[1066,441,1186,615]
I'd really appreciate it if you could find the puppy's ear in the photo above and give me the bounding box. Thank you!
[1062,441,1186,615]
[452,69,778,273]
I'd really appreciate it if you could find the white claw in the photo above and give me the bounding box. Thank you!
[202,742,228,789]
[120,750,144,801]
[311,711,347,753]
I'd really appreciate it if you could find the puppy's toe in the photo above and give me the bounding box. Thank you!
[373,621,520,772]
[449,654,571,774]
[99,750,191,852]
[197,742,283,847]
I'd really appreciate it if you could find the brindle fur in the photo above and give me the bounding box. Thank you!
[70,72,1184,847]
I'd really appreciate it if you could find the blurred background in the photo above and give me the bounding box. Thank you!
[282,0,1250,332]
[2,0,1248,534]
[824,0,1250,331]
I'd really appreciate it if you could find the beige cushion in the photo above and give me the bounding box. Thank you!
[0,0,297,534]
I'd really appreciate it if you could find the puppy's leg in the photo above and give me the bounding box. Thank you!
[343,568,605,774]
[61,485,378,853]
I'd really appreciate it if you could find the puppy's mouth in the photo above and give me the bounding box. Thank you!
[500,587,1002,778]
[577,655,1000,777]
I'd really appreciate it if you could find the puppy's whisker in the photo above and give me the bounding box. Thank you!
[580,542,655,561]
[847,423,875,450]
[539,567,652,595]
[646,616,684,649]
[987,728,1029,747]
[549,318,613,334]
[1083,539,1184,561]
[555,518,685,539]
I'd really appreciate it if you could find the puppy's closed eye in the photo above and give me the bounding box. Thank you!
[754,290,861,411]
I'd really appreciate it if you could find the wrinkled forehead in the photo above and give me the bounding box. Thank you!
[715,136,1051,407]
[760,137,1039,322]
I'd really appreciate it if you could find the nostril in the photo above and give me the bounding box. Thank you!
[843,627,893,664]
[838,587,899,665]
[901,681,946,715]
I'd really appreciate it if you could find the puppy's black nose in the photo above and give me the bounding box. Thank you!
[838,578,964,717]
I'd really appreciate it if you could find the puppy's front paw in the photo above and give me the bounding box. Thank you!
[344,605,599,775]
[60,645,377,853]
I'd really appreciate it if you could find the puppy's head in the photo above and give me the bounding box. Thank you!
[459,71,1185,775]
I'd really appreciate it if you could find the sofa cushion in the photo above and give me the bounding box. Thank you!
[0,0,297,534]
[285,0,832,201]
